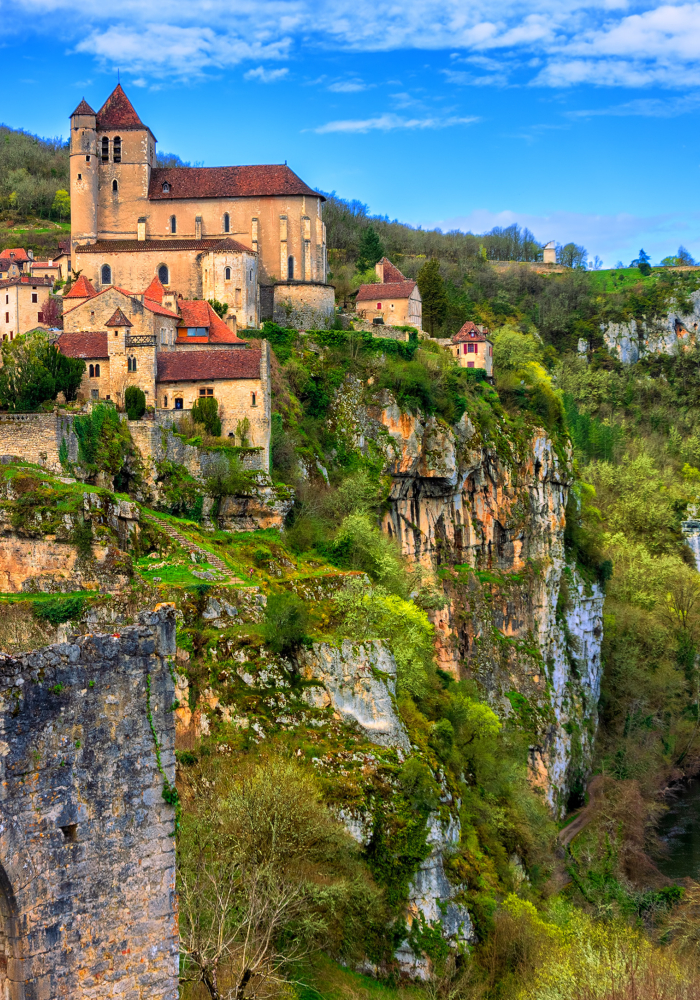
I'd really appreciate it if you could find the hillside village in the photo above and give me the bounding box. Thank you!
[5,81,700,1000]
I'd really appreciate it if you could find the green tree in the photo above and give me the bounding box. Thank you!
[191,395,222,436]
[356,225,384,272]
[51,189,70,221]
[207,298,228,319]
[0,332,84,411]
[417,257,447,336]
[42,344,84,400]
[124,386,146,420]
[557,242,588,268]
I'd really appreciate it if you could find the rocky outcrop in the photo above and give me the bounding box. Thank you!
[297,640,410,751]
[330,386,605,814]
[603,290,700,363]
[217,484,294,532]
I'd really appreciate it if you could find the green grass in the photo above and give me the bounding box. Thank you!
[588,267,666,294]
[294,955,425,1000]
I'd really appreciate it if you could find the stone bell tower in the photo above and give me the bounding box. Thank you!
[69,99,99,262]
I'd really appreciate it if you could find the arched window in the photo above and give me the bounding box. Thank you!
[287,256,294,280]
[128,356,137,372]
[112,179,118,193]
[224,266,231,281]
[101,137,109,162]
[101,264,112,285]
[223,213,230,234]
[162,182,170,193]
[113,136,121,163]
[95,363,100,377]
[158,264,169,285]
[89,364,94,377]
[170,215,176,234]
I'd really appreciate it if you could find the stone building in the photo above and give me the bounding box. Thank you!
[0,249,31,274]
[447,321,493,375]
[0,275,54,340]
[69,85,334,327]
[355,258,422,329]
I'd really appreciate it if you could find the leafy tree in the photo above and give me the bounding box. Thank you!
[51,189,70,221]
[261,592,309,655]
[417,257,447,335]
[191,395,222,436]
[557,242,588,269]
[41,295,63,329]
[355,225,384,272]
[124,386,146,420]
[661,245,696,267]
[42,344,84,400]
[207,298,228,319]
[0,333,84,411]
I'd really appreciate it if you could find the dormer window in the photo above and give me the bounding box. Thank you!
[162,182,170,193]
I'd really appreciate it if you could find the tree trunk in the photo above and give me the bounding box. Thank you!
[202,966,221,1000]
[236,967,253,1000]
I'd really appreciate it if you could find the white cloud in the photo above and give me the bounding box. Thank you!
[313,112,479,133]
[328,79,368,91]
[244,65,289,82]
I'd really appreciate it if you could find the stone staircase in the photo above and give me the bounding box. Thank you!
[144,512,246,584]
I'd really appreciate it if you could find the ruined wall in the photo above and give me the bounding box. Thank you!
[0,414,78,473]
[273,282,335,328]
[0,605,178,999]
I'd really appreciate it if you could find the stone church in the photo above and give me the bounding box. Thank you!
[69,85,334,329]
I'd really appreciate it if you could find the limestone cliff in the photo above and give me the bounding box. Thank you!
[603,289,700,363]
[332,384,604,814]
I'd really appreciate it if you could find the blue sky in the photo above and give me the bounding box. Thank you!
[2,0,700,265]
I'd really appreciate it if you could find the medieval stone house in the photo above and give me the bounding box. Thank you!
[355,258,422,329]
[0,275,54,340]
[69,85,334,329]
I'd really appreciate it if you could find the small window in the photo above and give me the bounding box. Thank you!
[225,266,231,281]
[467,361,474,369]
[376,303,381,310]
[101,264,112,285]
[89,364,94,377]
[101,137,109,162]
[113,136,121,163]
[31,293,37,303]
[85,155,90,162]
[77,173,82,181]
[163,396,168,408]
[112,179,118,193]
[287,256,294,280]
[95,363,100,377]
[467,343,475,353]
[199,387,214,396]
[163,182,170,193]
[187,327,207,337]
[174,398,183,410]
[249,269,252,281]
[128,356,137,372]
[38,312,43,322]
[158,264,169,285]
[170,215,176,234]
[91,388,99,399]
[223,213,230,233]
[251,392,257,407]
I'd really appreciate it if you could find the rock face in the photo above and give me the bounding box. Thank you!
[0,605,178,999]
[297,640,410,751]
[603,289,700,363]
[331,387,604,814]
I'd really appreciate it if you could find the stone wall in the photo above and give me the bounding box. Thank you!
[272,282,335,328]
[0,605,178,999]
[0,414,78,473]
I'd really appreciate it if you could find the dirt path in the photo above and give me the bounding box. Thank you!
[558,774,605,847]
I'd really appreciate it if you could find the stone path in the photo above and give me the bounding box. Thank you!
[558,774,605,847]
[143,512,245,584]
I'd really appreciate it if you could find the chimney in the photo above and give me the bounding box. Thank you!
[375,259,384,282]
[225,313,237,334]
[195,216,202,241]
[137,217,146,242]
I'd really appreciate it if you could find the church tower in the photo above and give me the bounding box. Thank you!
[94,85,157,244]
[69,99,98,261]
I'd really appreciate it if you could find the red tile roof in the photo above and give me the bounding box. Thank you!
[158,348,261,383]
[177,300,247,343]
[58,239,70,255]
[143,297,179,318]
[356,280,417,302]
[143,276,165,302]
[71,98,96,117]
[452,321,491,343]
[0,275,53,289]
[105,307,132,327]
[0,248,30,263]
[377,257,405,282]
[57,332,108,359]
[95,84,152,134]
[148,164,323,202]
[65,275,97,299]
[76,238,253,254]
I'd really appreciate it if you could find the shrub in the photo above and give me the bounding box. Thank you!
[191,395,222,437]
[202,453,255,498]
[124,386,146,420]
[261,592,310,656]
[33,595,85,625]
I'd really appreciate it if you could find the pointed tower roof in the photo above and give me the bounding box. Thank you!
[143,275,165,302]
[71,98,96,117]
[105,307,133,328]
[96,84,154,135]
[64,275,97,299]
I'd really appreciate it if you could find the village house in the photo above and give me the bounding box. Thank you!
[446,321,493,376]
[0,248,32,274]
[0,275,54,340]
[355,257,422,330]
[68,85,334,328]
